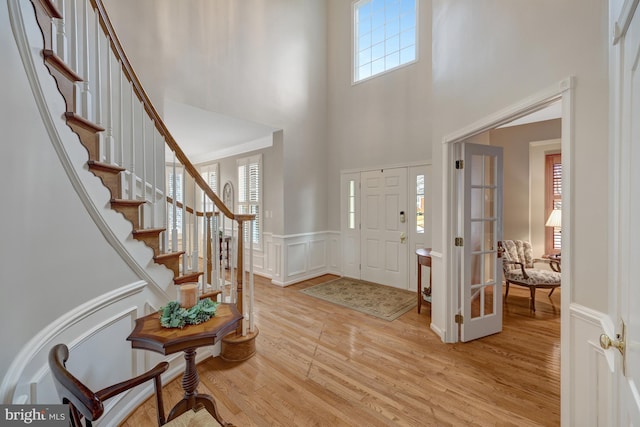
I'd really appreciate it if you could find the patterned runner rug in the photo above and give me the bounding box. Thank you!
[300,277,417,321]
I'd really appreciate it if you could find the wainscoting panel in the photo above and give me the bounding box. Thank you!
[287,242,308,277]
[260,232,341,286]
[327,232,342,274]
[569,303,613,426]
[309,239,327,271]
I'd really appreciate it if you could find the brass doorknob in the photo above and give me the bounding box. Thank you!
[600,333,625,355]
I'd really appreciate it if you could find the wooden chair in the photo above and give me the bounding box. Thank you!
[48,343,221,426]
[500,240,561,312]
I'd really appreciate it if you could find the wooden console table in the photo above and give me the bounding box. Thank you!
[127,303,242,426]
[416,248,432,314]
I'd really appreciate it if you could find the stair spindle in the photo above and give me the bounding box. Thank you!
[55,0,66,61]
[80,0,91,119]
[171,154,178,252]
[93,12,103,161]
[128,84,135,200]
[104,41,115,164]
[181,164,187,275]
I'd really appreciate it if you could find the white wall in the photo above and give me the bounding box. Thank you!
[0,4,198,422]
[326,0,433,231]
[431,0,609,314]
[489,119,562,247]
[104,0,328,236]
[0,1,142,377]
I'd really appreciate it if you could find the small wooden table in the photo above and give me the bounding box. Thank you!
[416,248,432,314]
[127,303,242,426]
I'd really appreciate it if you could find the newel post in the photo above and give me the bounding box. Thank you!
[233,213,254,335]
[221,213,258,362]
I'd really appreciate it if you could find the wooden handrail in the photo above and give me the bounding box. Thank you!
[89,0,237,220]
[166,197,218,218]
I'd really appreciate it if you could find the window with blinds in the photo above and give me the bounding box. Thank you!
[545,153,562,254]
[200,163,219,212]
[237,154,262,247]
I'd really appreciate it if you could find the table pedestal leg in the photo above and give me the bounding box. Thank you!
[417,262,422,314]
[167,349,231,426]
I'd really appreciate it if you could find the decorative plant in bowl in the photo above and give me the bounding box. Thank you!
[159,298,218,329]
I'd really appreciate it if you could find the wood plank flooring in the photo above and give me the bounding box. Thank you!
[121,274,560,427]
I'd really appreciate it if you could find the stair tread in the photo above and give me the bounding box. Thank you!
[43,50,82,82]
[110,199,145,206]
[154,251,185,261]
[200,290,222,300]
[65,112,105,132]
[174,271,204,285]
[87,160,126,173]
[132,227,165,236]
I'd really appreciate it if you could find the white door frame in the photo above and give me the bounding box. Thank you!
[341,162,431,290]
[441,77,574,419]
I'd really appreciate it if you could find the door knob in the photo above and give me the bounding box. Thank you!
[400,232,406,243]
[599,333,625,355]
[599,321,626,376]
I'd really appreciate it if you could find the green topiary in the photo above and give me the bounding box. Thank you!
[159,298,219,328]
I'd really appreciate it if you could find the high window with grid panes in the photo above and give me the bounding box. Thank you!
[353,0,417,83]
[237,154,262,248]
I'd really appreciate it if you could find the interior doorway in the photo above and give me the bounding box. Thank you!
[442,80,572,346]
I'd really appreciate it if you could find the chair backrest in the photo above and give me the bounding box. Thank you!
[48,344,104,426]
[502,240,534,269]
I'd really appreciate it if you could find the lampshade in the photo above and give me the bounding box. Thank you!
[545,209,562,228]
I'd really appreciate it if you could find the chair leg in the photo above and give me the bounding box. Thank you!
[505,281,510,299]
[530,287,536,312]
[548,288,555,297]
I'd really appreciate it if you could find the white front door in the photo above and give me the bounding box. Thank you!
[460,143,503,342]
[361,168,408,288]
[607,1,640,422]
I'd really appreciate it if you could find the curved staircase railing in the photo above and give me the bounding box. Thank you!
[29,0,257,339]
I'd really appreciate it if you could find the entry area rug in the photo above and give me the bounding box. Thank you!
[300,277,417,321]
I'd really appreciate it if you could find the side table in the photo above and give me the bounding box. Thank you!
[416,248,432,314]
[127,303,242,426]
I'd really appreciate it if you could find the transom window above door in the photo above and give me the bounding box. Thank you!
[353,0,418,83]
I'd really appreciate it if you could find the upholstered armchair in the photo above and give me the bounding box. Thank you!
[500,240,561,312]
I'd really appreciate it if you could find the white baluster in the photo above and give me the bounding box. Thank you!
[230,221,236,304]
[104,44,115,164]
[171,153,178,252]
[248,219,254,333]
[118,60,124,168]
[55,0,67,62]
[214,213,221,294]
[129,85,135,200]
[68,0,77,72]
[201,190,208,292]
[192,180,199,272]
[150,125,157,228]
[68,0,79,110]
[141,112,147,227]
[81,0,91,119]
[94,13,103,161]
[182,165,187,275]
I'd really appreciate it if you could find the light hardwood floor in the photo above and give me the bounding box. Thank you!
[121,274,560,427]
